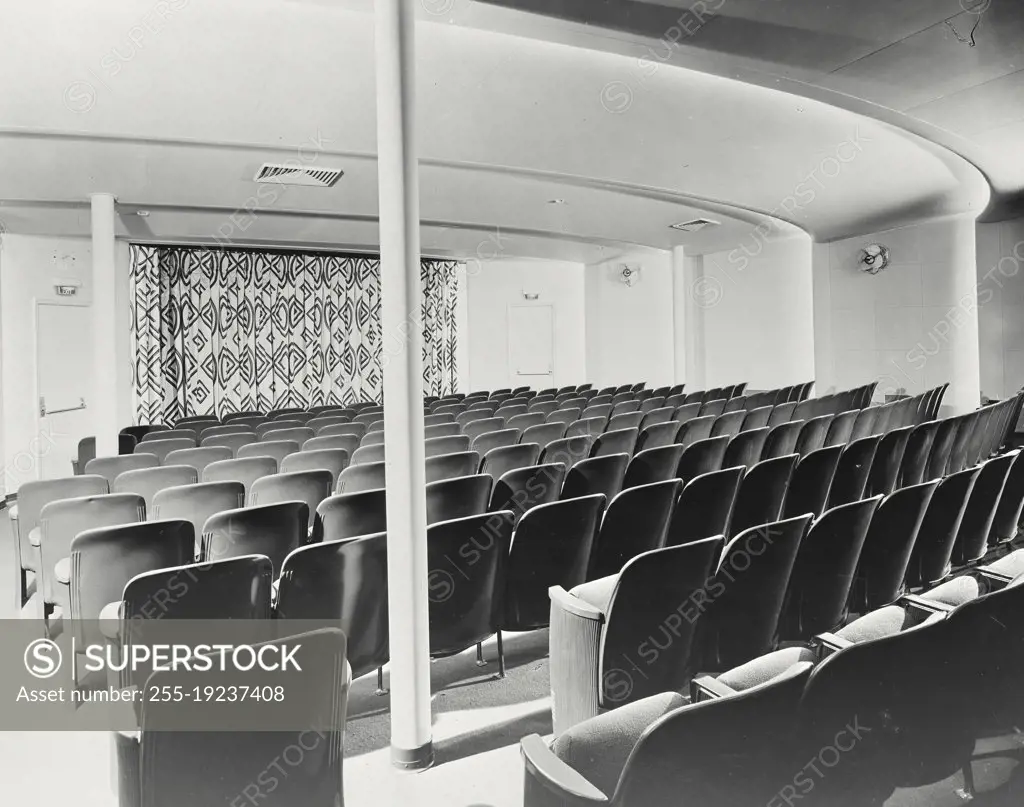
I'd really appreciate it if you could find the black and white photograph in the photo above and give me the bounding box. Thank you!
[0,0,1023,804]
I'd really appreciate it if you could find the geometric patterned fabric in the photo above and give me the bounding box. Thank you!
[130,244,460,424]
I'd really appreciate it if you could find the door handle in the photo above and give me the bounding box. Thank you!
[40,397,87,417]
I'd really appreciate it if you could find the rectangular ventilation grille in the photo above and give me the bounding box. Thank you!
[254,163,344,187]
[670,218,720,232]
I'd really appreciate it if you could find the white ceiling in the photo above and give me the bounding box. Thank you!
[0,0,993,262]
[469,0,1024,217]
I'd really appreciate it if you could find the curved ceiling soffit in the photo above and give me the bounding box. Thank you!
[0,127,807,245]
[455,12,997,226]
[684,64,996,222]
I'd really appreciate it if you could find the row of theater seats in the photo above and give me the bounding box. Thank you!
[523,391,1024,805]
[16,380,970,630]
[114,385,831,803]
[338,380,918,491]
[524,549,1024,805]
[85,376,813,466]
[18,381,950,633]
[11,379,993,803]
[70,378,811,477]
[545,390,1024,725]
[27,383,975,678]
[17,382,814,634]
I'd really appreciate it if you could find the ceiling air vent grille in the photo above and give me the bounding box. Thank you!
[253,163,344,187]
[670,218,720,232]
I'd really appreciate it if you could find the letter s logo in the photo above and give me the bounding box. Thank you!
[25,639,62,679]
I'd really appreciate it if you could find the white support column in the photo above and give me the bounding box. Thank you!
[936,217,982,415]
[671,246,687,386]
[672,246,707,390]
[375,0,433,771]
[810,242,835,395]
[91,193,119,456]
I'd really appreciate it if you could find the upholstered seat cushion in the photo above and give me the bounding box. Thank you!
[923,575,983,607]
[716,646,816,693]
[837,604,945,644]
[569,574,618,614]
[987,549,1024,579]
[835,605,916,643]
[552,691,686,797]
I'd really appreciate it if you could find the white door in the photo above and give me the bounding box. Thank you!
[508,305,554,389]
[36,303,94,479]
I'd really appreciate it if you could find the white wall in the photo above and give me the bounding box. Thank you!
[584,250,675,390]
[814,215,980,414]
[0,234,133,493]
[463,259,586,392]
[700,235,816,391]
[976,216,1024,400]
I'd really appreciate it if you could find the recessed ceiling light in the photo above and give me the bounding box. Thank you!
[135,210,150,217]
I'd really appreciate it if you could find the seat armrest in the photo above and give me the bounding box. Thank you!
[520,734,609,805]
[691,674,736,703]
[100,602,123,640]
[549,586,605,622]
[813,632,853,659]
[9,506,20,549]
[900,593,955,618]
[54,558,71,585]
[114,729,142,807]
[977,567,1014,588]
[549,586,606,734]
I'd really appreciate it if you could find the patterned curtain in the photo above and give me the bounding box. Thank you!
[130,244,460,423]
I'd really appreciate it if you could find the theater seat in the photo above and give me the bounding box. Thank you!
[113,465,198,510]
[84,454,159,487]
[488,462,566,522]
[277,533,389,681]
[316,489,387,542]
[116,629,349,807]
[588,479,681,579]
[151,481,245,558]
[37,493,146,629]
[547,691,687,798]
[524,660,811,807]
[9,475,110,610]
[549,537,723,732]
[249,470,334,531]
[427,511,515,675]
[66,519,194,649]
[200,501,308,576]
[504,494,605,632]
